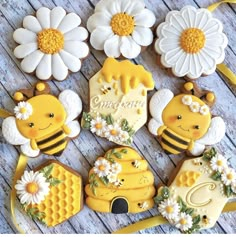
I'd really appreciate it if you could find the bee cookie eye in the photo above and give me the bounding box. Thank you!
[195,125,200,129]
[177,115,182,120]
[29,123,34,128]
[49,113,54,118]
[121,179,124,182]
[107,87,111,90]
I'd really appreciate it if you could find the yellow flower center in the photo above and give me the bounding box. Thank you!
[217,160,223,166]
[95,123,103,129]
[99,165,106,171]
[165,206,174,213]
[110,129,118,136]
[227,173,233,180]
[180,218,187,225]
[26,182,39,194]
[20,107,27,114]
[37,28,64,54]
[110,13,135,36]
[180,28,205,54]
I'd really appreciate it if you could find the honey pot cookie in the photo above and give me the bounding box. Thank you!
[13,6,89,81]
[2,82,82,157]
[155,6,228,79]
[87,0,156,59]
[81,57,154,146]
[85,147,156,213]
[148,82,225,156]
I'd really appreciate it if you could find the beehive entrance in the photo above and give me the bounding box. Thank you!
[111,197,129,214]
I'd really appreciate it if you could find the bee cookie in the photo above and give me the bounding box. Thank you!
[82,57,154,146]
[15,160,83,227]
[2,82,82,157]
[148,82,225,156]
[13,6,89,81]
[155,6,228,79]
[85,147,156,213]
[154,148,236,233]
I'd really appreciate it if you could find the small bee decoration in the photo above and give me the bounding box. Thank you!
[2,82,82,157]
[148,82,225,156]
[132,160,141,168]
[100,85,111,95]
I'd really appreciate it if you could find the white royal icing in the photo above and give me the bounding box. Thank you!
[13,28,37,45]
[59,50,81,72]
[23,15,42,33]
[21,141,40,157]
[14,43,38,59]
[36,7,50,29]
[50,6,66,29]
[52,54,68,81]
[36,54,52,80]
[57,13,81,33]
[66,120,81,138]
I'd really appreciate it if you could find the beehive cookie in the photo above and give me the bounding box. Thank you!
[155,6,228,79]
[15,160,83,227]
[2,82,82,157]
[154,148,236,233]
[13,6,89,81]
[82,58,154,146]
[85,147,156,214]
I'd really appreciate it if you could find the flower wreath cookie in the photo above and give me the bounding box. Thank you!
[87,0,156,59]
[13,6,89,81]
[2,82,82,157]
[148,82,225,156]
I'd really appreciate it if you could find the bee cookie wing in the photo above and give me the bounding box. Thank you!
[58,90,82,124]
[21,141,40,157]
[148,118,163,136]
[189,142,206,156]
[66,120,81,138]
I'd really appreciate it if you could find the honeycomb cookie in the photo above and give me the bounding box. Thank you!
[13,6,89,81]
[85,147,156,213]
[155,6,228,79]
[154,148,236,233]
[2,82,82,157]
[87,0,156,59]
[82,57,154,146]
[148,82,225,156]
[15,160,83,227]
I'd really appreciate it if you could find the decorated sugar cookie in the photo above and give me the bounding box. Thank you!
[82,58,154,146]
[85,147,156,213]
[13,6,89,81]
[15,160,83,227]
[148,82,225,155]
[2,82,82,157]
[87,0,156,59]
[155,6,228,79]
[154,148,236,233]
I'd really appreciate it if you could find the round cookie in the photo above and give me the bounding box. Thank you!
[154,6,228,79]
[85,147,156,213]
[2,82,82,157]
[87,0,156,59]
[13,6,89,81]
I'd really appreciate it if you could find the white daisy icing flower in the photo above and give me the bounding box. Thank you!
[107,173,118,183]
[105,123,123,142]
[90,116,107,136]
[94,158,111,177]
[13,7,89,81]
[210,154,228,172]
[175,212,193,232]
[158,198,180,220]
[221,168,236,186]
[182,95,192,106]
[111,162,122,175]
[87,0,156,59]
[200,105,210,115]
[155,6,228,79]
[189,102,200,113]
[15,170,50,205]
[14,101,33,120]
[119,130,130,142]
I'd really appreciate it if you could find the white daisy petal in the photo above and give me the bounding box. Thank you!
[158,37,179,53]
[87,12,111,33]
[132,26,153,46]
[59,50,81,72]
[20,193,30,204]
[126,0,145,15]
[57,13,81,33]
[13,28,37,45]
[206,32,228,47]
[173,52,190,76]
[194,9,210,28]
[36,7,50,29]
[23,15,42,33]
[50,6,66,29]
[104,35,121,58]
[64,27,88,41]
[90,26,114,50]
[14,43,38,59]
[95,0,120,15]
[36,54,52,80]
[15,184,25,191]
[21,50,44,73]
[134,9,155,27]
[64,41,89,59]
[202,18,222,33]
[198,50,216,74]
[52,54,68,81]
[170,13,187,31]
[120,36,141,59]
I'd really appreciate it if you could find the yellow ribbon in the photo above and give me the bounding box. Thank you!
[207,0,236,12]
[0,108,13,118]
[222,201,236,213]
[10,154,28,234]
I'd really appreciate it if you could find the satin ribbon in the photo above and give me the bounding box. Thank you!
[10,154,28,234]
[0,108,13,118]
[207,0,236,11]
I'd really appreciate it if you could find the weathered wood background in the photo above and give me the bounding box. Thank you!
[0,0,235,234]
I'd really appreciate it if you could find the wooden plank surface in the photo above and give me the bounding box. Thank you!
[0,0,236,234]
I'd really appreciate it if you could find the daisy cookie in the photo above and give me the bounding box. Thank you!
[15,160,83,227]
[13,6,89,81]
[87,0,156,59]
[81,57,154,146]
[85,147,156,213]
[2,82,82,157]
[155,148,236,233]
[155,6,228,79]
